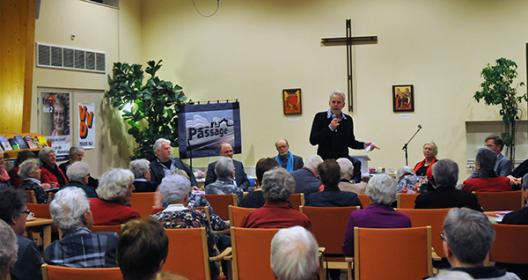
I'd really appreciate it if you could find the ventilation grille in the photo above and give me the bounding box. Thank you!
[36,43,106,74]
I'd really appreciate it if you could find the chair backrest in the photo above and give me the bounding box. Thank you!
[129,192,156,217]
[91,224,123,234]
[163,228,210,280]
[230,227,279,280]
[25,189,37,203]
[474,191,523,211]
[204,194,237,220]
[229,205,255,227]
[300,205,360,254]
[354,226,432,280]
[396,193,419,208]
[288,193,305,210]
[358,194,370,208]
[490,224,528,264]
[396,208,450,258]
[41,264,123,280]
[27,203,51,219]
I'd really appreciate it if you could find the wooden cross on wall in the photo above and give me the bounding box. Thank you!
[322,19,378,111]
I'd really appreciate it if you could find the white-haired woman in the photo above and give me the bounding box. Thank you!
[18,159,49,203]
[44,187,118,268]
[129,159,156,192]
[342,174,411,256]
[89,169,139,225]
[39,147,68,188]
[0,220,17,280]
[413,142,438,180]
[336,158,366,194]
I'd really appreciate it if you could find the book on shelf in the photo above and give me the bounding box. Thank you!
[37,136,48,147]
[8,138,20,150]
[24,136,38,149]
[14,136,29,150]
[0,137,12,151]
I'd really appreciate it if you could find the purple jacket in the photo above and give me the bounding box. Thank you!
[342,204,411,256]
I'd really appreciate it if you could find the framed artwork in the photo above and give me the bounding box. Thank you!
[392,85,414,112]
[282,88,302,115]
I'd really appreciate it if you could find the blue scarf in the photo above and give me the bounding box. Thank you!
[275,152,294,172]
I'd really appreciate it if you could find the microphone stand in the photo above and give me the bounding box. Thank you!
[187,138,193,171]
[402,125,422,166]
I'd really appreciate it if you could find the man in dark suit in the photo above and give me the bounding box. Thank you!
[309,91,378,160]
[501,174,528,224]
[205,142,250,191]
[274,139,303,172]
[291,155,323,195]
[149,138,197,187]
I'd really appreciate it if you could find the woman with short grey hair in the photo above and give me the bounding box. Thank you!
[0,220,17,280]
[241,168,311,229]
[463,148,514,192]
[90,169,139,225]
[413,141,438,180]
[18,159,49,203]
[39,147,68,187]
[205,157,243,200]
[44,187,119,268]
[129,159,156,192]
[336,158,366,194]
[343,174,411,256]
[63,161,97,198]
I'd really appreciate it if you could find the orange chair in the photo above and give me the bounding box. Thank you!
[474,191,523,211]
[27,203,51,219]
[129,192,156,217]
[204,194,237,221]
[396,193,419,208]
[163,228,213,280]
[397,208,449,258]
[91,224,122,234]
[229,205,255,227]
[490,224,528,264]
[354,226,432,280]
[358,194,370,208]
[41,264,123,280]
[288,193,305,210]
[230,227,279,280]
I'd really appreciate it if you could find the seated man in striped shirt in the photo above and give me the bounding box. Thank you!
[44,187,118,268]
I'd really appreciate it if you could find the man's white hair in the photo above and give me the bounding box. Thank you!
[50,187,90,231]
[153,138,171,152]
[304,155,323,172]
[329,91,346,101]
[271,226,319,280]
[96,168,134,201]
[66,161,90,182]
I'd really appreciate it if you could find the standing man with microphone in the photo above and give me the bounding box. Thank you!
[310,91,379,160]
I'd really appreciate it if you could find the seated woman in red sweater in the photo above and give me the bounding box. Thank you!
[89,168,140,225]
[463,148,514,192]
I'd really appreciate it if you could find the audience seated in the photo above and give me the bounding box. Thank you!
[342,174,411,256]
[273,139,304,172]
[90,168,140,225]
[336,157,366,194]
[429,208,520,280]
[0,220,17,280]
[413,142,438,180]
[118,219,179,280]
[501,173,528,224]
[0,188,42,280]
[415,159,482,211]
[396,166,421,193]
[0,153,10,189]
[205,142,249,191]
[59,146,98,188]
[18,158,48,203]
[152,175,223,279]
[484,135,512,177]
[63,161,97,198]
[306,159,362,207]
[240,158,279,208]
[39,147,68,187]
[44,187,118,267]
[428,270,475,280]
[150,138,197,188]
[241,168,311,229]
[204,157,243,200]
[8,151,36,188]
[463,148,513,192]
[291,155,323,194]
[130,159,157,192]
[271,226,319,280]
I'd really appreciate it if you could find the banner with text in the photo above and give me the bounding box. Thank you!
[39,91,72,160]
[178,102,242,158]
[78,103,96,149]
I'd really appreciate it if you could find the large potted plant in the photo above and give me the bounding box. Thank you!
[105,60,188,160]
[474,57,526,162]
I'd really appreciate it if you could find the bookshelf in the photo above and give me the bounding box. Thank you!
[0,133,49,160]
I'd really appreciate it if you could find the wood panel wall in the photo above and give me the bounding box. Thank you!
[0,0,35,134]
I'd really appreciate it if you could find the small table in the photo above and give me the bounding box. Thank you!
[26,218,53,248]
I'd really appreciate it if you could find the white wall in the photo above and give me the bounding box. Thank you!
[141,0,528,177]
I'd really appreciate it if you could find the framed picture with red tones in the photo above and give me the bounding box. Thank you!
[392,84,414,112]
[282,88,302,115]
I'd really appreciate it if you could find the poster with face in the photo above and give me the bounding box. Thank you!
[40,92,71,160]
